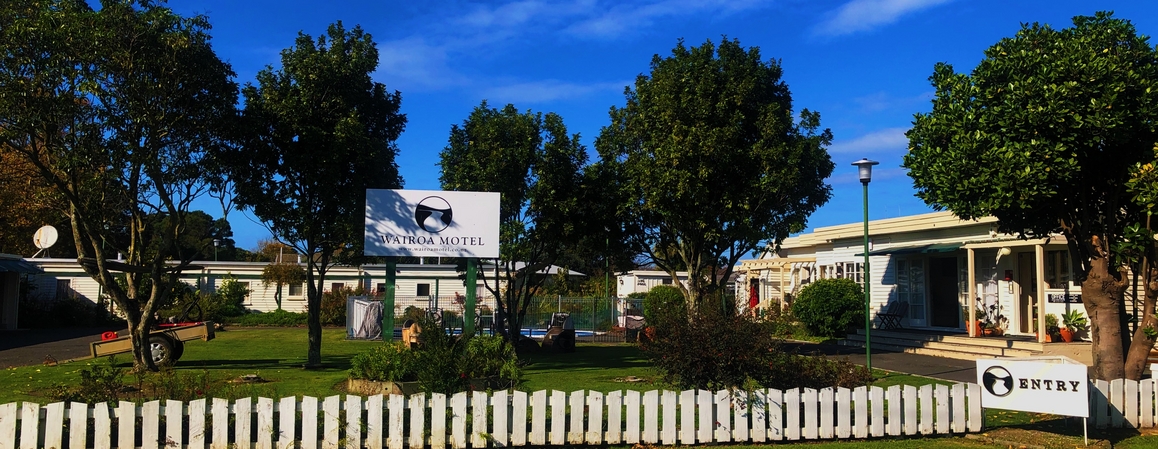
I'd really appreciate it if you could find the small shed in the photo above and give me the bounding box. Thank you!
[0,254,43,330]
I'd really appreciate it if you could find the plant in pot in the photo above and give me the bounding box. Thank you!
[1044,313,1061,342]
[348,341,421,395]
[1059,309,1088,343]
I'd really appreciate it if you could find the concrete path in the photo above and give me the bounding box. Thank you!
[0,327,110,368]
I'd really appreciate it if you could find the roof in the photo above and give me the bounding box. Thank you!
[0,257,42,274]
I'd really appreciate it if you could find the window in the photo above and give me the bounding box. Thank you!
[331,283,344,292]
[662,278,673,285]
[417,283,430,296]
[55,279,74,300]
[833,262,864,285]
[289,283,304,296]
[375,283,386,294]
[1046,250,1072,289]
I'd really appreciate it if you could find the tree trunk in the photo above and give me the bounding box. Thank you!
[305,268,322,369]
[1124,266,1158,380]
[126,313,158,372]
[1082,252,1129,380]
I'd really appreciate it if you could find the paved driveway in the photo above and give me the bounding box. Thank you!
[0,327,114,368]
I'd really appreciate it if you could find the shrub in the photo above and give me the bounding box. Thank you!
[349,342,418,382]
[460,335,521,386]
[229,310,309,326]
[642,285,686,328]
[791,278,865,338]
[760,352,873,390]
[50,357,126,404]
[641,307,780,390]
[321,285,365,326]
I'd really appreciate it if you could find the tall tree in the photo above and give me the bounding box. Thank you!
[904,12,1158,380]
[439,101,587,343]
[596,38,835,311]
[229,22,405,368]
[0,0,237,370]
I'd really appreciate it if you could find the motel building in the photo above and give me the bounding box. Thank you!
[734,211,1129,363]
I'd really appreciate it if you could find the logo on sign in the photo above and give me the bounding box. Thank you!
[982,366,1014,397]
[415,196,453,233]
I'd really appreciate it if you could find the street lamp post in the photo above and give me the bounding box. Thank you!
[213,239,221,262]
[852,158,878,372]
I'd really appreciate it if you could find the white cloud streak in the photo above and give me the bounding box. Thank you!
[828,127,910,154]
[813,0,952,38]
[480,80,631,104]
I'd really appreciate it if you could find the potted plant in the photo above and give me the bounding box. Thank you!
[1059,309,1088,342]
[1044,313,1061,342]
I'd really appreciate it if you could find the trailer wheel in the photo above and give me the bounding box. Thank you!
[171,339,185,361]
[149,336,176,365]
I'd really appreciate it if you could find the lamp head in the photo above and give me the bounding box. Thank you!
[851,158,880,184]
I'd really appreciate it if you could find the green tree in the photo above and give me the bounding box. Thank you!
[0,0,237,371]
[596,38,834,312]
[904,12,1158,380]
[229,22,406,367]
[439,101,587,344]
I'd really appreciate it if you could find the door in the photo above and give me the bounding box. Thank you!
[929,257,960,327]
[1018,253,1036,333]
[897,259,927,327]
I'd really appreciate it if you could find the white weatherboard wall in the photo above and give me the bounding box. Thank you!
[1,385,983,448]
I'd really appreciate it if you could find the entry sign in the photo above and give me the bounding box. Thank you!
[976,357,1089,418]
[364,189,500,258]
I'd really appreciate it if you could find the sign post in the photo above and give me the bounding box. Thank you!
[364,189,500,339]
[977,356,1089,445]
[383,260,396,340]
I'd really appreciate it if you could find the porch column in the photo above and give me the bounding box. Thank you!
[779,266,786,314]
[967,248,976,337]
[1036,244,1047,342]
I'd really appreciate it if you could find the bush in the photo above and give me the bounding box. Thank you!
[321,285,365,326]
[791,278,865,338]
[641,307,780,391]
[760,352,873,390]
[349,342,418,382]
[229,310,308,326]
[642,285,686,328]
[461,335,521,385]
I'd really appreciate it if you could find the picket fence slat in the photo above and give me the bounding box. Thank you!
[886,385,901,436]
[431,393,447,449]
[451,392,468,449]
[660,391,676,444]
[531,390,547,446]
[785,388,800,441]
[903,385,917,435]
[836,387,850,439]
[512,390,528,446]
[550,390,566,446]
[589,391,605,445]
[571,390,587,444]
[695,390,711,443]
[853,386,867,439]
[1126,379,1140,429]
[678,390,694,444]
[803,388,818,440]
[14,380,1158,448]
[410,393,426,449]
[870,386,885,437]
[643,390,659,444]
[301,396,319,449]
[713,390,729,442]
[494,390,509,448]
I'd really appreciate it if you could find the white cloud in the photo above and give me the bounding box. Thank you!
[851,90,934,113]
[375,37,468,91]
[828,127,910,154]
[566,0,769,39]
[813,0,952,38]
[480,80,630,104]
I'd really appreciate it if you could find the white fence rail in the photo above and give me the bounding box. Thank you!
[4,383,984,448]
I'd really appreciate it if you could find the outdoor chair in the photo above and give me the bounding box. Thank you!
[876,300,908,330]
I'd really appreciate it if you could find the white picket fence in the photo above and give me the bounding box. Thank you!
[5,383,981,449]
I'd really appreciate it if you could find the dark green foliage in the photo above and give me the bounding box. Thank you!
[349,342,418,382]
[50,357,125,404]
[792,278,865,338]
[320,285,365,326]
[642,285,686,328]
[158,278,250,323]
[761,352,873,390]
[461,335,521,386]
[640,308,782,390]
[229,310,309,327]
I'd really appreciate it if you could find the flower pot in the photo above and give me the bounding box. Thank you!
[970,320,984,337]
[347,379,421,396]
[1059,328,1075,343]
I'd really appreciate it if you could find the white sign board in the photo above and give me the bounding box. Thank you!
[976,357,1089,417]
[364,189,500,258]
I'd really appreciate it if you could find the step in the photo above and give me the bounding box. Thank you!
[851,329,1044,352]
[840,339,1039,361]
[843,334,1040,358]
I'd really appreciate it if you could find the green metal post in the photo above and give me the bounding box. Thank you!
[465,258,477,337]
[384,260,396,341]
[862,181,871,372]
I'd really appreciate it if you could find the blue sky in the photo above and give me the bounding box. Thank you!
[172,0,1158,252]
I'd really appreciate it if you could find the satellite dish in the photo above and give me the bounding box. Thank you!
[34,225,58,249]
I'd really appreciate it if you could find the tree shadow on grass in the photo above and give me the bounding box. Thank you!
[523,344,651,371]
